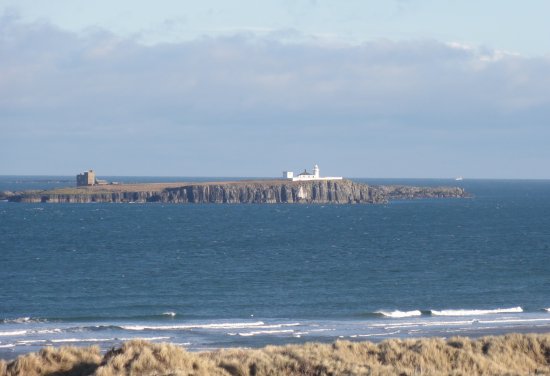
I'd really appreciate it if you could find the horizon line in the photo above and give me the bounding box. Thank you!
[1,174,550,181]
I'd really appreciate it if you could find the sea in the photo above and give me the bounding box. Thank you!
[1,176,550,359]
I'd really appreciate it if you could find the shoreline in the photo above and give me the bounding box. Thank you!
[2,310,550,361]
[2,332,550,375]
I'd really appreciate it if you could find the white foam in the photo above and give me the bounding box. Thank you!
[430,307,523,316]
[0,344,15,348]
[238,329,294,337]
[118,336,171,341]
[356,330,400,337]
[545,308,550,312]
[422,320,481,327]
[2,317,37,324]
[377,310,422,318]
[371,322,420,328]
[121,321,266,331]
[0,330,27,336]
[162,312,177,317]
[297,328,334,334]
[49,336,172,344]
[477,318,550,325]
[372,320,480,329]
[34,329,62,334]
[50,338,112,343]
[252,323,301,329]
[12,317,30,323]
[17,340,47,345]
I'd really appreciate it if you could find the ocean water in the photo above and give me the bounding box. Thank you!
[1,177,550,359]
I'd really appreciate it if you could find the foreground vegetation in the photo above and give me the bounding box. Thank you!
[2,333,550,375]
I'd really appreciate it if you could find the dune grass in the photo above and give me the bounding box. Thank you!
[2,333,550,375]
[0,345,101,376]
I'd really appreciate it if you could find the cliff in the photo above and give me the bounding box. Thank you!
[6,179,467,204]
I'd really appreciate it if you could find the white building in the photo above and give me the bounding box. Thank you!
[283,164,342,181]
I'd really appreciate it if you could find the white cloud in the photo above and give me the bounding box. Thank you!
[1,15,549,177]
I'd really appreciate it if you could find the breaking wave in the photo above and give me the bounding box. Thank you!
[49,336,171,344]
[0,313,191,324]
[0,330,27,337]
[430,307,523,316]
[376,310,422,318]
[371,306,528,319]
[119,321,301,331]
[237,329,295,337]
[1,317,45,324]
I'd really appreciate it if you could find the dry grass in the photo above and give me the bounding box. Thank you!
[2,333,550,375]
[209,334,550,375]
[1,345,101,376]
[43,179,290,195]
[94,340,224,376]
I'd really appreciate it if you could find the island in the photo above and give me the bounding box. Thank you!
[2,179,467,204]
[0,166,468,204]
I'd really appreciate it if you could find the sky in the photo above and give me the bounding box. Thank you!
[1,1,550,178]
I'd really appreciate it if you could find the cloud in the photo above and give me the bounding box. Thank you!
[1,14,549,177]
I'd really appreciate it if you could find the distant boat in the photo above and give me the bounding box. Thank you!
[455,176,464,181]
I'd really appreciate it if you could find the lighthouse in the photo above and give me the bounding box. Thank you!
[282,164,342,181]
[313,164,320,178]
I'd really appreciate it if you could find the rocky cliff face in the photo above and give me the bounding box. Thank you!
[8,180,468,204]
[375,185,468,200]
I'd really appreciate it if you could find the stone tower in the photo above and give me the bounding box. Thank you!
[76,170,96,186]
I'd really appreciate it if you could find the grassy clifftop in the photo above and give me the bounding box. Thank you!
[2,333,550,375]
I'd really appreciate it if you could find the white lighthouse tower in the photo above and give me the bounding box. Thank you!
[313,164,320,178]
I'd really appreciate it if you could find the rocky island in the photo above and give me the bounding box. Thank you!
[2,178,467,204]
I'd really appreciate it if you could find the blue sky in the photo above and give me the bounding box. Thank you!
[1,1,549,178]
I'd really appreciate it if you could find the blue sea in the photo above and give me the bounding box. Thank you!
[1,177,550,359]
